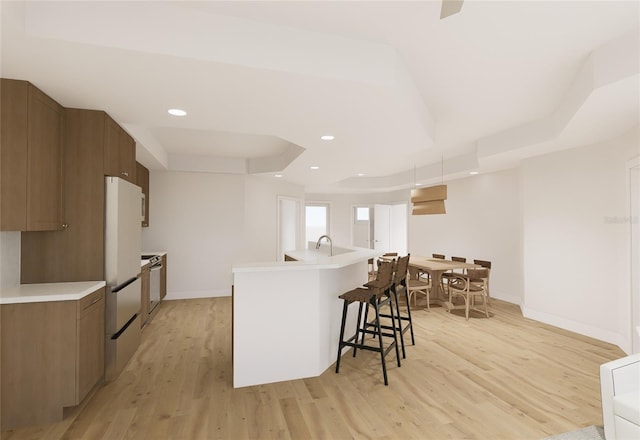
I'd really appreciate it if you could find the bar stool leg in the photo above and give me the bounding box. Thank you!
[403,287,416,345]
[371,296,388,386]
[335,299,350,373]
[387,297,401,367]
[352,301,364,358]
[360,301,371,346]
[392,288,406,358]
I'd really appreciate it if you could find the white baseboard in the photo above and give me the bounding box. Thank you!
[492,292,523,307]
[164,288,231,301]
[522,305,628,352]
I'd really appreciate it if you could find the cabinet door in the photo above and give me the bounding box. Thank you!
[103,115,120,178]
[140,267,150,327]
[136,162,149,227]
[77,289,105,403]
[0,79,28,230]
[21,109,105,283]
[160,255,167,300]
[26,85,64,230]
[119,130,136,183]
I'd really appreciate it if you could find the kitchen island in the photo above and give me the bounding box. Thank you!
[232,244,379,387]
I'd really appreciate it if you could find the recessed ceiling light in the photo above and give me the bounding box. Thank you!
[469,171,479,175]
[168,108,187,116]
[415,183,422,187]
[320,135,335,141]
[275,174,283,178]
[310,166,320,170]
[357,173,365,177]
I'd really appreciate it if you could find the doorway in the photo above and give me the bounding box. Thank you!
[305,202,330,246]
[373,203,408,255]
[276,196,302,262]
[630,161,639,353]
[352,205,372,248]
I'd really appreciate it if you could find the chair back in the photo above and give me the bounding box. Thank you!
[451,256,466,262]
[393,254,410,285]
[474,259,492,269]
[432,253,445,259]
[407,265,421,280]
[374,259,395,291]
[467,268,489,279]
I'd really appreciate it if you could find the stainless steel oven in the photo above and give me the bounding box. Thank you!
[142,254,162,314]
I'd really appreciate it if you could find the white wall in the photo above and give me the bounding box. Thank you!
[142,171,303,300]
[521,127,639,351]
[243,175,305,263]
[409,169,524,304]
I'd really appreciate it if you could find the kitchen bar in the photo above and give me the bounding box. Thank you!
[232,244,379,388]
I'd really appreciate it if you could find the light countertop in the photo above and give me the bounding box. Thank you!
[141,251,167,257]
[232,245,379,273]
[0,281,106,304]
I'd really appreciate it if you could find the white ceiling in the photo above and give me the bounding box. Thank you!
[1,1,638,193]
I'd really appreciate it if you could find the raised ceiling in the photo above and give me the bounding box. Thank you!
[1,1,638,193]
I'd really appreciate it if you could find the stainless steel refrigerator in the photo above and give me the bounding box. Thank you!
[104,176,142,381]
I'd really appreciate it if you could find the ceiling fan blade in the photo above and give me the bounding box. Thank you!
[441,0,464,19]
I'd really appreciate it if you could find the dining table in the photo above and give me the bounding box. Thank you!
[408,256,482,310]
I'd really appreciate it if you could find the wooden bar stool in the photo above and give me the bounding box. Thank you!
[335,259,400,385]
[365,255,413,358]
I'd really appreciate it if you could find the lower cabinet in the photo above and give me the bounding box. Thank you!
[140,262,151,327]
[0,287,105,431]
[77,289,105,403]
[160,254,167,300]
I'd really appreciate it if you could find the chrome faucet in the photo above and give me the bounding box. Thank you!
[315,235,333,256]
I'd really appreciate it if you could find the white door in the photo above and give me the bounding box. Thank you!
[374,204,391,253]
[390,203,408,256]
[631,164,640,353]
[277,197,302,261]
[352,206,371,248]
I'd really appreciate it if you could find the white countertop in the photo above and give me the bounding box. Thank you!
[232,245,380,273]
[0,281,106,304]
[142,251,167,257]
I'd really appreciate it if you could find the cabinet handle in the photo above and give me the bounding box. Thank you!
[62,223,69,229]
[121,171,129,177]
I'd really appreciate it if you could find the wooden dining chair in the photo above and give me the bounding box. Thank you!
[472,259,492,304]
[448,269,490,320]
[368,253,398,281]
[432,253,445,259]
[407,266,431,310]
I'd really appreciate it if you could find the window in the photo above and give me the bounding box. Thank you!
[355,206,370,222]
[305,203,329,245]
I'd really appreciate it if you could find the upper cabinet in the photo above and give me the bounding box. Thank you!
[103,114,136,184]
[1,79,64,231]
[136,162,149,227]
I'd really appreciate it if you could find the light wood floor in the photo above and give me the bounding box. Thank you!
[1,297,625,440]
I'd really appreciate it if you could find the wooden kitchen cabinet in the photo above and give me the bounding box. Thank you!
[136,161,150,227]
[140,262,151,327]
[104,114,136,184]
[0,287,105,431]
[77,288,105,403]
[21,108,105,283]
[160,254,167,300]
[1,78,64,231]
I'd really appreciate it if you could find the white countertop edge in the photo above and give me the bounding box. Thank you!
[142,251,167,256]
[0,281,106,304]
[232,248,381,273]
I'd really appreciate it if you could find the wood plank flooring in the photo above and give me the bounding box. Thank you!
[1,297,625,440]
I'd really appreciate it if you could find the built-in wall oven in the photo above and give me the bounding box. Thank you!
[142,254,162,314]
